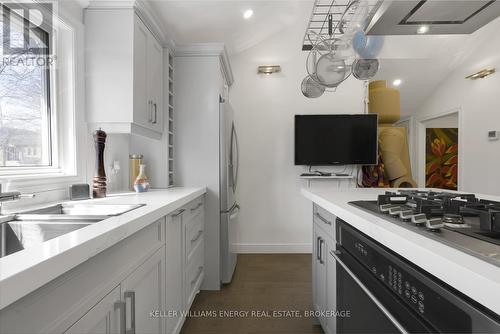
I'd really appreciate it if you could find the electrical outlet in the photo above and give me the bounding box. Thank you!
[488,130,499,141]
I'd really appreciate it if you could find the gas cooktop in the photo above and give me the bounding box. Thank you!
[349,190,500,267]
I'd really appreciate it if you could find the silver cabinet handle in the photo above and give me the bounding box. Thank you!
[330,250,408,334]
[316,237,321,261]
[319,238,324,265]
[315,212,332,226]
[148,101,153,123]
[172,208,185,217]
[124,291,136,334]
[152,103,157,124]
[114,301,126,334]
[190,202,203,212]
[191,266,204,285]
[191,230,203,243]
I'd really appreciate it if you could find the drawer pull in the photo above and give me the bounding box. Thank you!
[124,291,136,334]
[191,230,203,243]
[315,212,332,226]
[114,301,126,334]
[190,202,203,212]
[191,266,204,285]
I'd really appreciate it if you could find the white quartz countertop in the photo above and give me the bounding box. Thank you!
[0,187,206,310]
[302,187,500,316]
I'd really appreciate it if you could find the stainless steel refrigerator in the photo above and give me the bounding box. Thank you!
[219,98,240,284]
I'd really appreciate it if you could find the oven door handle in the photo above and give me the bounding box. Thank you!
[330,250,409,334]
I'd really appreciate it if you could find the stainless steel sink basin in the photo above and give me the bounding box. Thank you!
[23,203,145,216]
[0,203,145,258]
[0,220,92,258]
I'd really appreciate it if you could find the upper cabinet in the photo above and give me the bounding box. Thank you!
[85,6,163,139]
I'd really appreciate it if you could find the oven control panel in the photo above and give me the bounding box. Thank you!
[388,266,425,314]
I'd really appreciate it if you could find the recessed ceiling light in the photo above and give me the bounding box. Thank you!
[417,25,429,34]
[393,79,402,86]
[243,9,253,19]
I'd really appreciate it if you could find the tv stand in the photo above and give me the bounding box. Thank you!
[299,175,355,179]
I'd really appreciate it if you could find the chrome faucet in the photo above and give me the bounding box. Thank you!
[0,184,35,215]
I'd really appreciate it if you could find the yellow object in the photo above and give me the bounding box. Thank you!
[369,80,401,125]
[368,80,416,188]
[129,154,143,191]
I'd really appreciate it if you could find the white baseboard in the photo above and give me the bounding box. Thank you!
[234,243,312,254]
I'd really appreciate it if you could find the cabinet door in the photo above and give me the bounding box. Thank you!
[121,247,165,334]
[165,210,185,334]
[147,33,163,133]
[326,248,337,334]
[64,286,122,334]
[133,15,150,129]
[312,226,326,314]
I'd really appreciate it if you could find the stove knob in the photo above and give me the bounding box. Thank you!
[411,214,427,225]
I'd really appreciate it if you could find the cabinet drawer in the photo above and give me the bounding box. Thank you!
[313,204,336,240]
[185,242,204,308]
[182,196,204,224]
[185,213,204,264]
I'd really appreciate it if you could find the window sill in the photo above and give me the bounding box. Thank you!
[0,171,85,193]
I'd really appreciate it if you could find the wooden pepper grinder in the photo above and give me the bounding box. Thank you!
[93,128,107,198]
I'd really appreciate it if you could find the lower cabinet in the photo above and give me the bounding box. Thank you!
[64,286,121,334]
[165,209,184,334]
[121,247,165,334]
[165,196,205,334]
[312,207,337,334]
[64,246,165,334]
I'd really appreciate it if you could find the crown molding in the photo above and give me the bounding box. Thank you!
[174,43,234,86]
[86,0,176,50]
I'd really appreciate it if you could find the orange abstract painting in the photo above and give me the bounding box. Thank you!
[425,128,458,190]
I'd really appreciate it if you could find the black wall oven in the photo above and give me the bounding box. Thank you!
[333,219,500,333]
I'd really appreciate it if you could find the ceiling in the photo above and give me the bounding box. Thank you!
[149,0,313,55]
[79,1,497,117]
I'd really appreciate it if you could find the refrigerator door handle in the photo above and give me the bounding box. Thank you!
[230,123,239,193]
[221,202,238,214]
[229,204,240,220]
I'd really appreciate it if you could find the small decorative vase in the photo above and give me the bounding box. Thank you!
[133,164,150,193]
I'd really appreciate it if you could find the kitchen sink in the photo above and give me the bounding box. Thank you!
[0,219,93,258]
[0,203,145,258]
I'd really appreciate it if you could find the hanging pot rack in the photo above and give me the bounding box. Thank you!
[302,0,381,51]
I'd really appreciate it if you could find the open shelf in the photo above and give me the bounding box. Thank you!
[167,48,175,187]
[299,175,355,179]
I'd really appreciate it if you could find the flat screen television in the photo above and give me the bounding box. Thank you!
[294,114,378,165]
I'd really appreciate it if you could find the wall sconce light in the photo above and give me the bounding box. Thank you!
[465,68,495,80]
[258,65,281,75]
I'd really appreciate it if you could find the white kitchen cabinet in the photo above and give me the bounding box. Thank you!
[312,205,337,334]
[326,247,337,334]
[85,7,163,139]
[165,196,205,334]
[121,247,165,334]
[165,209,185,334]
[147,27,163,133]
[64,286,122,334]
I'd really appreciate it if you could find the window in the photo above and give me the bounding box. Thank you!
[0,7,53,168]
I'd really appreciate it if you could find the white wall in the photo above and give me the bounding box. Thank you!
[230,23,365,253]
[415,17,500,196]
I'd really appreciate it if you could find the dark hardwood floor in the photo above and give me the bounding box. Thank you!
[180,254,324,334]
